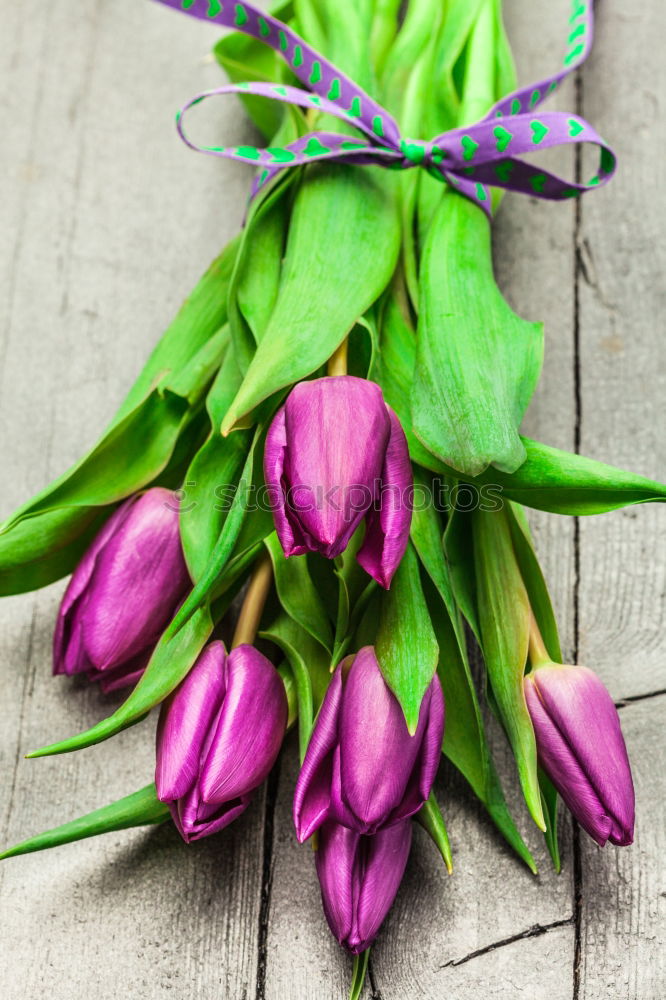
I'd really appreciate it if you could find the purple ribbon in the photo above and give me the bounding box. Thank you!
[152,0,615,215]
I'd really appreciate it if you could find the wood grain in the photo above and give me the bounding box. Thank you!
[576,1,666,701]
[578,696,666,1000]
[1,0,664,998]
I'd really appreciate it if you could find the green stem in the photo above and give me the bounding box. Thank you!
[458,0,497,127]
[327,338,349,376]
[370,0,402,77]
[528,609,553,669]
[349,950,370,1000]
[231,550,273,648]
[381,0,438,125]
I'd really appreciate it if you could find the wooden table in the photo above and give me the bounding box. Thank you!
[1,2,664,997]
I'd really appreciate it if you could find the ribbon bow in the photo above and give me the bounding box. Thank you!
[153,0,615,215]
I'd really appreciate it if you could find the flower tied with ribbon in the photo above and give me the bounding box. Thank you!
[153,0,616,214]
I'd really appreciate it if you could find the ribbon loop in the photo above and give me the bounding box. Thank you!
[154,0,616,216]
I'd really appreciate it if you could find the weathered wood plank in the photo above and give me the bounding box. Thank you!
[578,696,666,1000]
[432,924,575,1000]
[576,1,666,701]
[2,1,664,998]
[0,2,262,998]
[574,5,666,1000]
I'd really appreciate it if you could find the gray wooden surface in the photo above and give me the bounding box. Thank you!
[1,1,664,997]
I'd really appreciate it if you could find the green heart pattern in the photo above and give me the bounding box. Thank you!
[170,0,612,211]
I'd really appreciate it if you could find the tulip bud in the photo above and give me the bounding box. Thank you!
[53,488,190,692]
[156,641,288,843]
[293,646,444,841]
[264,376,412,589]
[524,663,635,846]
[315,819,412,954]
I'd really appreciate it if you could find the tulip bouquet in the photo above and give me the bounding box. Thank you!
[0,0,662,992]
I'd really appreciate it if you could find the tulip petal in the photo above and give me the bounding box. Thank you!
[76,489,190,672]
[88,648,152,694]
[171,791,251,844]
[390,675,446,823]
[526,665,634,846]
[315,822,358,949]
[334,648,426,834]
[264,405,309,557]
[293,666,344,842]
[279,377,391,559]
[53,497,140,675]
[357,408,412,588]
[200,646,287,804]
[155,642,227,803]
[354,821,412,953]
[315,820,412,954]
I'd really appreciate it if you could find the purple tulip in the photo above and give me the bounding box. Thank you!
[524,664,635,847]
[155,641,288,843]
[293,646,444,841]
[53,488,190,692]
[264,376,412,589]
[315,819,412,954]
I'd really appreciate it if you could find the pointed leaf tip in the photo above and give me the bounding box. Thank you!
[0,783,169,860]
[417,791,453,874]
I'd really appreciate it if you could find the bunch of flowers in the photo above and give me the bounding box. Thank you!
[0,0,660,992]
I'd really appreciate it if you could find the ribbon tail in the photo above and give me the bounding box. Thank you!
[487,0,597,119]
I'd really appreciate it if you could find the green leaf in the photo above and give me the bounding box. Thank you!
[229,179,291,372]
[411,192,543,476]
[298,0,375,89]
[415,518,536,871]
[353,587,382,650]
[265,533,333,653]
[539,768,561,873]
[472,507,544,830]
[221,164,401,432]
[226,102,306,374]
[168,427,264,636]
[429,595,536,872]
[376,293,446,469]
[350,309,380,382]
[416,791,453,873]
[277,661,299,731]
[0,784,169,860]
[261,613,330,760]
[506,502,562,662]
[179,346,252,581]
[27,603,214,757]
[0,506,107,597]
[349,950,370,1000]
[375,542,439,734]
[482,437,666,514]
[442,507,480,642]
[410,472,460,627]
